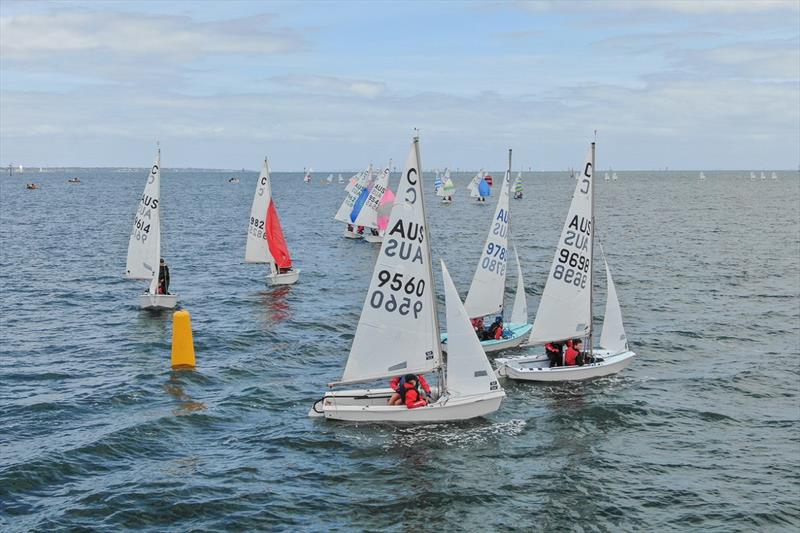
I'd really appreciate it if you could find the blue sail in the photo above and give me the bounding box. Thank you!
[478,178,491,197]
[350,187,370,222]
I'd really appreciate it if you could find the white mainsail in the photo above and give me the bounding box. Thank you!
[125,149,162,293]
[467,171,482,198]
[464,169,510,318]
[529,146,594,345]
[245,158,275,265]
[338,173,344,184]
[599,251,627,354]
[510,246,528,324]
[335,166,371,223]
[441,260,502,397]
[353,166,390,228]
[436,168,450,197]
[339,140,440,384]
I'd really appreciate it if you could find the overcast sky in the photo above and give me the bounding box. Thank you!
[1,0,798,170]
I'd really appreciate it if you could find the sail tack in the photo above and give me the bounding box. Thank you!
[340,140,440,384]
[529,146,594,345]
[126,150,162,282]
[464,170,510,318]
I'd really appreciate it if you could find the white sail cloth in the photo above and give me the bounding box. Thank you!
[599,248,627,353]
[335,167,371,223]
[245,159,275,265]
[510,246,528,324]
[353,166,390,228]
[441,260,502,397]
[529,146,594,345]
[464,170,510,318]
[126,149,162,291]
[340,140,440,384]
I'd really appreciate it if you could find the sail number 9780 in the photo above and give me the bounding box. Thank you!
[369,269,425,318]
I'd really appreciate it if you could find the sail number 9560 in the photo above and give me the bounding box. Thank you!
[369,269,425,318]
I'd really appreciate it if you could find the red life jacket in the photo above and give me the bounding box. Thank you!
[565,346,580,366]
[403,382,428,409]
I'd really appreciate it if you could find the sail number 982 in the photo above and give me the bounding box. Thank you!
[370,269,425,318]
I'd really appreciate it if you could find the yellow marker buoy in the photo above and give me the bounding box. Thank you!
[171,309,196,369]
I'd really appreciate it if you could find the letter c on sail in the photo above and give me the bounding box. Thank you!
[407,168,418,185]
[405,187,417,204]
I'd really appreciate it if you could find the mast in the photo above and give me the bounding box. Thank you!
[588,139,596,357]
[414,132,445,393]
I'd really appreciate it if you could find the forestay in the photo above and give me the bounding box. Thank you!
[126,150,161,286]
[441,261,501,397]
[245,158,275,265]
[353,166,390,228]
[510,246,528,324]
[464,170,510,318]
[339,140,440,384]
[599,246,627,353]
[529,147,594,345]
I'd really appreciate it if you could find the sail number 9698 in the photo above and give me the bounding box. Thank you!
[369,269,425,318]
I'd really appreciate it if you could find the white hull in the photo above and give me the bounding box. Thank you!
[343,228,363,239]
[268,269,300,285]
[441,323,532,354]
[495,349,635,382]
[139,293,179,309]
[363,233,383,243]
[308,387,504,423]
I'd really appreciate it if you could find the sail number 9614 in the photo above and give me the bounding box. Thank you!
[369,269,425,318]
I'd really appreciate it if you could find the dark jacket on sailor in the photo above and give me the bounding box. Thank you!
[158,264,170,293]
[390,374,431,396]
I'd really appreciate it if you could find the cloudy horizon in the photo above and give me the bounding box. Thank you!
[1,0,798,171]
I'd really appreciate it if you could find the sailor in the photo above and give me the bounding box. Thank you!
[158,258,170,294]
[388,374,431,407]
[565,338,583,366]
[545,342,564,367]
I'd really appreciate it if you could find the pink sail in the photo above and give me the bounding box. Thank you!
[376,187,395,231]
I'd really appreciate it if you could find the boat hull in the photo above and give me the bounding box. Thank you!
[495,349,635,382]
[139,293,179,309]
[441,322,532,354]
[268,269,300,285]
[343,229,363,239]
[363,233,383,243]
[308,387,505,423]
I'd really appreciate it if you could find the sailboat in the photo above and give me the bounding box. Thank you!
[699,171,706,180]
[245,158,300,285]
[441,150,532,354]
[309,137,505,422]
[750,171,757,181]
[611,171,618,181]
[18,164,24,174]
[353,166,391,243]
[604,171,610,182]
[513,171,523,199]
[338,173,344,184]
[433,169,442,194]
[441,175,455,203]
[335,166,372,238]
[476,175,491,203]
[125,148,179,309]
[303,167,313,183]
[771,171,778,180]
[760,171,766,181]
[467,170,482,199]
[495,142,635,381]
[326,173,333,184]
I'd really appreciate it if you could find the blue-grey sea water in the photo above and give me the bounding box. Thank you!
[1,165,798,532]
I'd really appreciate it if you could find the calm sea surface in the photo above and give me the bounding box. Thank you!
[1,165,798,532]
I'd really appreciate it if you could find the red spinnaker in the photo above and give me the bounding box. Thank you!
[266,201,292,269]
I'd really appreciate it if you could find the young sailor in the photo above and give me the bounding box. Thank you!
[388,374,431,408]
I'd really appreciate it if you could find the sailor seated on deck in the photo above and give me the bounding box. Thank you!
[388,374,431,409]
[157,258,171,294]
[564,339,604,366]
[370,228,380,236]
[278,266,293,274]
[545,341,564,367]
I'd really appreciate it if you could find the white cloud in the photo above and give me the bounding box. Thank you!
[519,0,799,14]
[272,75,387,98]
[0,10,307,63]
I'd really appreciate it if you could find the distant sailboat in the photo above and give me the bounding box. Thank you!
[246,158,300,285]
[496,142,635,381]
[771,171,778,180]
[699,171,706,180]
[513,171,523,199]
[335,166,372,238]
[433,169,442,194]
[760,171,766,181]
[441,175,455,203]
[750,171,757,181]
[338,173,344,184]
[326,173,333,184]
[612,171,618,181]
[353,166,391,243]
[125,147,178,309]
[604,171,610,182]
[303,167,313,183]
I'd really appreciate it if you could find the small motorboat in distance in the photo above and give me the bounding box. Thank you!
[68,177,81,183]
[26,183,39,189]
[228,177,240,184]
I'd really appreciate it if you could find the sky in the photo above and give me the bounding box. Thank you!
[0,0,798,170]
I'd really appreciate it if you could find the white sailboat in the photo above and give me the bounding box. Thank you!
[309,137,505,422]
[338,173,344,184]
[335,166,372,238]
[353,166,391,243]
[496,142,635,381]
[604,171,610,182]
[760,171,766,181]
[699,171,706,180]
[750,171,757,181]
[125,148,178,309]
[246,158,300,285]
[303,167,313,183]
[513,171,523,199]
[441,150,531,353]
[612,171,618,181]
[326,173,333,184]
[771,171,778,180]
